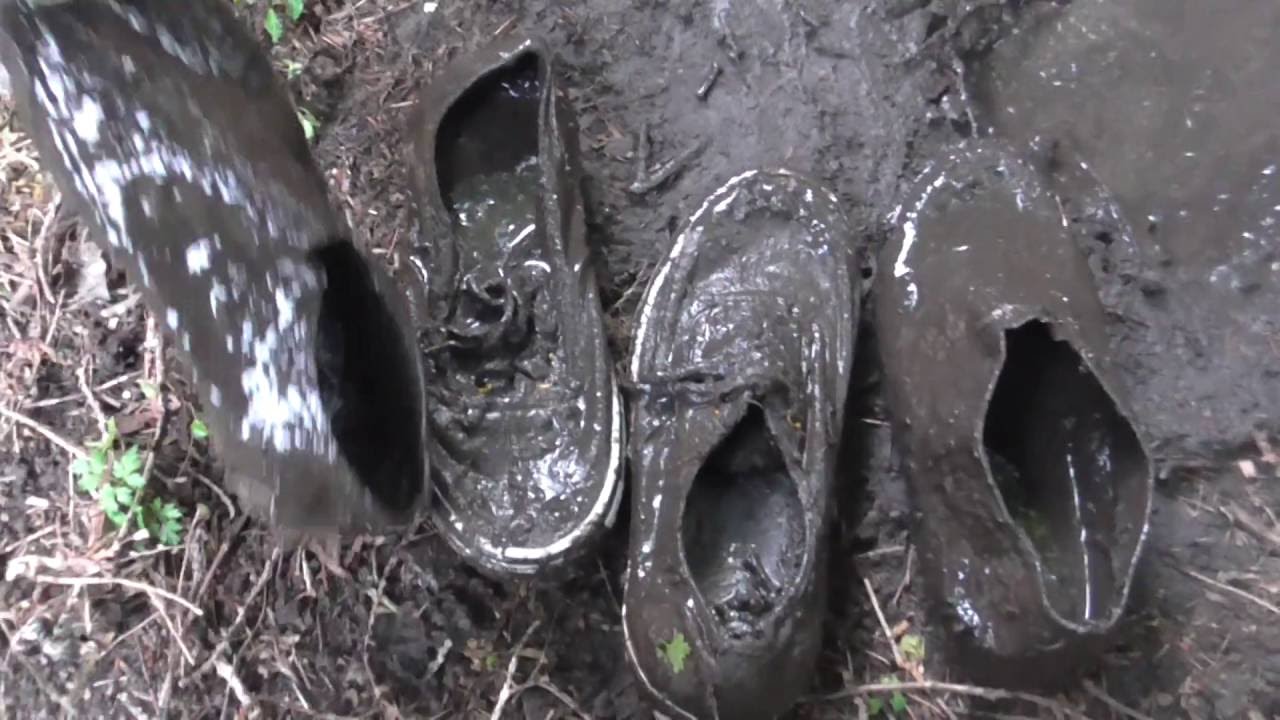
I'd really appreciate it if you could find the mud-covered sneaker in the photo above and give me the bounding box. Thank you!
[622,170,858,720]
[0,0,428,530]
[874,140,1155,690]
[400,34,624,576]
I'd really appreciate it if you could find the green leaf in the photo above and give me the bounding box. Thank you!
[190,418,209,441]
[899,633,925,663]
[160,520,183,546]
[75,467,101,493]
[71,456,93,479]
[140,381,159,400]
[264,8,283,43]
[89,449,109,475]
[658,631,691,675]
[867,697,885,716]
[296,109,316,142]
[890,691,909,714]
[113,446,144,484]
[286,0,304,22]
[114,486,134,505]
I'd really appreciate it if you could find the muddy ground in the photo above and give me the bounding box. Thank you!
[2,0,1279,718]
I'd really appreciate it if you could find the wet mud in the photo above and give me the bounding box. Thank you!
[875,140,1154,689]
[972,0,1280,457]
[3,0,1280,717]
[623,171,856,719]
[404,36,624,574]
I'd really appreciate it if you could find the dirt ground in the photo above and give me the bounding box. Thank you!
[1,0,1278,718]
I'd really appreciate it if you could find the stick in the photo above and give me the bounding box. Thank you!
[863,576,906,671]
[1178,566,1279,615]
[17,573,201,615]
[489,621,542,720]
[823,680,1090,719]
[0,406,87,459]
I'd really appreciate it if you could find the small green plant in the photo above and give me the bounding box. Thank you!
[72,419,185,546]
[190,417,209,441]
[867,676,909,717]
[658,630,691,675]
[237,0,305,44]
[296,108,319,143]
[898,633,926,664]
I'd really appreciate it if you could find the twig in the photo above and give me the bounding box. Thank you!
[628,122,707,195]
[1222,503,1280,551]
[214,658,255,710]
[14,573,201,615]
[863,576,906,671]
[857,545,905,560]
[361,552,398,703]
[194,514,249,602]
[489,621,542,720]
[822,680,1090,719]
[696,61,722,100]
[184,548,280,685]
[531,681,591,719]
[139,320,166,489]
[148,593,196,666]
[0,406,87,459]
[191,471,237,520]
[1177,566,1279,615]
[76,357,108,435]
[891,545,914,606]
[1082,680,1153,720]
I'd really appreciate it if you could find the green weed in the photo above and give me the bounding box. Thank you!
[658,630,691,675]
[866,675,910,717]
[72,419,185,546]
[296,108,319,143]
[237,0,306,45]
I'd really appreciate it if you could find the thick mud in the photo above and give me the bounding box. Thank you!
[2,0,1279,718]
[972,0,1280,458]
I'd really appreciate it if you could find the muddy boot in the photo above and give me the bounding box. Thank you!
[401,34,624,576]
[874,140,1154,690]
[0,0,428,530]
[622,171,857,720]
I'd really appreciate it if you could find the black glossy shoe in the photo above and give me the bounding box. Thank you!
[0,0,428,529]
[400,34,624,576]
[874,140,1154,690]
[622,170,857,720]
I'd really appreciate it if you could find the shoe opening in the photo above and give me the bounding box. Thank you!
[983,320,1148,624]
[313,243,425,512]
[682,405,805,639]
[435,52,542,245]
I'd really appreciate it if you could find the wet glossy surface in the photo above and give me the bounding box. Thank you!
[986,320,1147,625]
[971,0,1280,452]
[0,0,426,528]
[875,140,1153,689]
[623,170,856,720]
[404,36,622,575]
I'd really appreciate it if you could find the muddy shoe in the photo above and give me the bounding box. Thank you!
[874,141,1154,689]
[622,171,857,719]
[400,35,623,575]
[0,0,428,529]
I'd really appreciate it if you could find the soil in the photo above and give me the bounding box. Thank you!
[1,0,1278,719]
